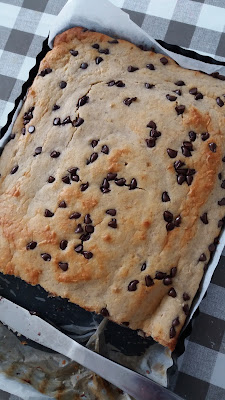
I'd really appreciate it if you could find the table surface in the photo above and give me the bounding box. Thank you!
[0,1,225,399]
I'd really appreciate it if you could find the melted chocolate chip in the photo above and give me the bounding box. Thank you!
[70,212,81,219]
[175,80,185,86]
[172,317,180,327]
[90,152,98,163]
[145,275,154,287]
[95,57,103,64]
[53,118,61,126]
[83,251,93,259]
[44,209,54,217]
[168,288,177,298]
[26,241,37,250]
[155,271,167,280]
[175,105,185,115]
[115,178,126,186]
[101,145,109,154]
[208,142,217,152]
[70,49,78,56]
[48,176,55,183]
[80,63,88,69]
[162,192,170,202]
[60,240,68,250]
[100,307,109,317]
[50,151,60,158]
[10,165,19,174]
[127,66,139,72]
[52,104,60,111]
[80,182,89,191]
[128,280,139,291]
[166,222,175,231]
[59,201,67,208]
[75,244,83,253]
[58,262,68,271]
[108,218,117,228]
[200,212,208,224]
[106,209,116,216]
[41,253,51,261]
[216,97,224,107]
[167,148,177,158]
[141,262,146,271]
[123,97,137,106]
[201,132,209,141]
[174,215,181,227]
[169,326,176,339]
[145,83,155,89]
[199,253,207,262]
[28,126,35,133]
[146,138,156,148]
[163,211,173,223]
[129,178,137,190]
[91,139,98,148]
[160,57,168,65]
[189,131,196,141]
[183,292,190,301]
[218,198,225,206]
[75,224,83,234]
[62,175,71,185]
[183,304,189,316]
[92,43,99,49]
[163,276,172,286]
[146,64,155,70]
[59,81,67,89]
[77,95,89,107]
[166,94,177,101]
[189,87,197,95]
[107,172,117,181]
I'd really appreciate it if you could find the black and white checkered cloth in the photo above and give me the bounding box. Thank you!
[0,1,225,399]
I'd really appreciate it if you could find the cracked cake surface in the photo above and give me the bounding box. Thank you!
[0,27,225,350]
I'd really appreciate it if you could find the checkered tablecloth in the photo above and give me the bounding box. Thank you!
[0,1,225,399]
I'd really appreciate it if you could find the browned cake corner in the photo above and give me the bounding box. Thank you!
[1,26,225,350]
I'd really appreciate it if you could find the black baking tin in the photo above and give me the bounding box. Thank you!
[0,32,224,390]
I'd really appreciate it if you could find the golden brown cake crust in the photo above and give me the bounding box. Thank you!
[1,27,225,350]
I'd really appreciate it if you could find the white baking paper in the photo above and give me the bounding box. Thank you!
[1,0,225,399]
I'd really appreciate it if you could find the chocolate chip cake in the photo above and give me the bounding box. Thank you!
[1,27,225,350]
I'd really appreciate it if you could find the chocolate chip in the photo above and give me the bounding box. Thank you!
[91,140,98,148]
[59,201,67,208]
[28,126,35,133]
[145,137,156,148]
[195,92,203,100]
[60,240,68,250]
[115,178,126,186]
[147,120,156,129]
[67,167,78,175]
[155,271,167,280]
[169,267,177,278]
[41,253,51,261]
[21,127,26,135]
[108,39,119,44]
[166,94,177,101]
[175,80,185,86]
[145,83,155,89]
[141,262,146,271]
[48,176,55,183]
[50,151,60,158]
[62,116,71,125]
[201,132,209,141]
[183,304,189,315]
[75,224,83,234]
[187,168,196,176]
[181,146,192,157]
[10,165,19,174]
[200,212,208,224]
[74,244,83,253]
[168,288,177,298]
[183,141,193,150]
[70,212,81,219]
[100,307,109,317]
[183,292,190,301]
[218,198,225,206]
[199,253,206,262]
[80,63,88,69]
[98,48,109,54]
[62,175,71,184]
[7,133,15,142]
[209,142,217,152]
[106,209,116,217]
[107,172,117,181]
[169,326,176,339]
[167,148,177,158]
[59,81,67,89]
[53,118,61,126]
[107,80,115,86]
[174,160,185,169]
[72,117,84,127]
[172,317,180,327]
[129,178,137,190]
[160,57,168,65]
[175,105,185,115]
[122,321,129,326]
[90,152,98,163]
[221,180,225,189]
[163,211,173,222]
[95,56,103,64]
[189,87,197,95]
[208,243,216,252]
[163,276,172,286]
[85,225,94,233]
[108,218,117,228]
[92,43,99,49]
[223,156,225,162]
[80,233,90,242]
[173,89,182,96]
[128,280,139,291]
[70,49,78,56]
[44,209,54,217]
[58,262,68,271]
[52,104,60,111]
[189,131,196,141]
[216,97,224,107]
[38,68,52,77]
[123,97,137,106]
[101,145,109,154]
[218,219,224,228]
[77,95,89,107]
[115,80,125,87]
[214,237,219,245]
[162,192,170,202]
[128,66,139,72]
[218,173,222,180]
[177,175,186,185]
[26,241,37,250]
[174,215,181,227]
[83,251,93,259]
[166,222,175,231]
[145,275,154,287]
[83,214,92,225]
[146,64,155,70]
[101,178,110,190]
[186,175,193,186]
[80,182,89,191]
